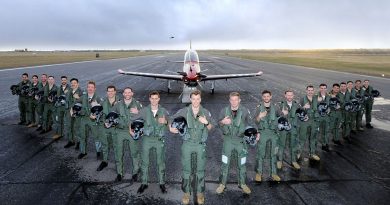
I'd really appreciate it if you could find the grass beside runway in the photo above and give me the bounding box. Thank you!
[0,50,164,69]
[204,49,390,78]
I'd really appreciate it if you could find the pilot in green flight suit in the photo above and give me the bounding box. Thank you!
[17,73,31,125]
[329,83,344,145]
[27,75,40,128]
[316,84,331,152]
[136,91,169,194]
[169,90,214,205]
[216,92,252,195]
[41,76,58,134]
[354,80,365,131]
[362,80,374,129]
[344,81,356,143]
[52,76,70,140]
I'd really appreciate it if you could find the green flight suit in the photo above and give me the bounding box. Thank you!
[254,102,278,175]
[17,80,31,123]
[218,106,252,186]
[64,87,83,143]
[37,82,48,127]
[112,98,143,176]
[362,85,374,124]
[42,84,58,131]
[298,95,319,156]
[329,92,344,141]
[100,96,120,162]
[79,93,103,154]
[316,93,331,145]
[136,105,169,185]
[277,100,299,164]
[354,87,365,129]
[55,84,70,137]
[171,106,215,194]
[344,89,356,138]
[27,82,40,125]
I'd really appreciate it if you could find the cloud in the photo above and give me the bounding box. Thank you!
[0,0,389,50]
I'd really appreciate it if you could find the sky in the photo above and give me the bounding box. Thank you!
[0,0,389,50]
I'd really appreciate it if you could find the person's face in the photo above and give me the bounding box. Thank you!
[332,86,340,94]
[229,96,240,109]
[61,78,67,86]
[123,89,133,100]
[340,84,347,92]
[363,80,369,87]
[262,93,272,103]
[285,91,294,102]
[149,94,160,106]
[71,80,79,90]
[319,86,327,94]
[87,83,96,94]
[190,94,201,108]
[355,81,361,88]
[306,87,314,97]
[347,82,353,90]
[41,75,47,83]
[32,76,38,84]
[48,77,55,85]
[22,75,28,81]
[107,88,116,98]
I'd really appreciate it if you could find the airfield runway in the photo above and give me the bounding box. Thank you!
[0,53,389,205]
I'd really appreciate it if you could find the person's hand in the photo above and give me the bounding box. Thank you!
[90,114,96,120]
[130,107,139,114]
[129,127,135,136]
[282,107,288,116]
[158,116,167,124]
[73,93,80,99]
[221,116,232,125]
[258,111,267,119]
[198,115,209,125]
[170,127,179,134]
[256,133,260,141]
[303,103,311,109]
[104,122,110,128]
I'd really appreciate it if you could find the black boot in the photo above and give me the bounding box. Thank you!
[36,126,42,131]
[64,141,75,148]
[96,161,108,171]
[160,184,167,193]
[366,123,373,129]
[333,139,342,146]
[132,172,139,181]
[96,152,101,159]
[137,184,148,194]
[75,142,80,150]
[78,153,87,159]
[18,121,26,125]
[116,174,122,182]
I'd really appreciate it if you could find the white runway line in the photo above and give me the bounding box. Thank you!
[374,97,390,105]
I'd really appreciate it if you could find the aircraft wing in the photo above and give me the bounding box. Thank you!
[202,71,263,81]
[118,69,182,80]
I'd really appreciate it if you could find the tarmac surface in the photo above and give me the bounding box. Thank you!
[0,53,389,205]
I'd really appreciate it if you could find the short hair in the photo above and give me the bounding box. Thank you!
[149,91,160,98]
[229,92,240,98]
[306,85,314,90]
[48,75,54,79]
[364,79,369,82]
[332,83,340,88]
[262,90,272,95]
[22,73,28,77]
[70,78,79,83]
[106,85,116,91]
[285,89,294,94]
[61,76,67,79]
[41,74,47,77]
[32,75,38,78]
[347,80,353,84]
[87,80,96,87]
[123,87,133,92]
[340,82,346,85]
[319,83,327,88]
[190,90,201,98]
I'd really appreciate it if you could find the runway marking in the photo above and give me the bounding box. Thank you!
[154,55,165,58]
[374,97,390,105]
[211,56,220,59]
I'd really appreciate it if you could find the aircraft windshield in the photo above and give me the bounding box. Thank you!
[184,50,199,63]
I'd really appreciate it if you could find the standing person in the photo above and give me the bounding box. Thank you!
[277,89,301,170]
[17,73,31,125]
[41,76,58,134]
[136,91,169,194]
[97,85,120,171]
[254,90,281,182]
[362,80,374,129]
[112,87,143,182]
[169,90,214,205]
[354,80,365,131]
[344,81,356,143]
[329,83,344,145]
[316,83,331,152]
[339,82,348,141]
[63,78,83,149]
[53,76,70,139]
[36,74,48,131]
[215,92,252,195]
[27,75,40,128]
[78,81,103,159]
[297,85,320,162]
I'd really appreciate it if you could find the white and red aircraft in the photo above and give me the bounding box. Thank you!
[118,45,262,103]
